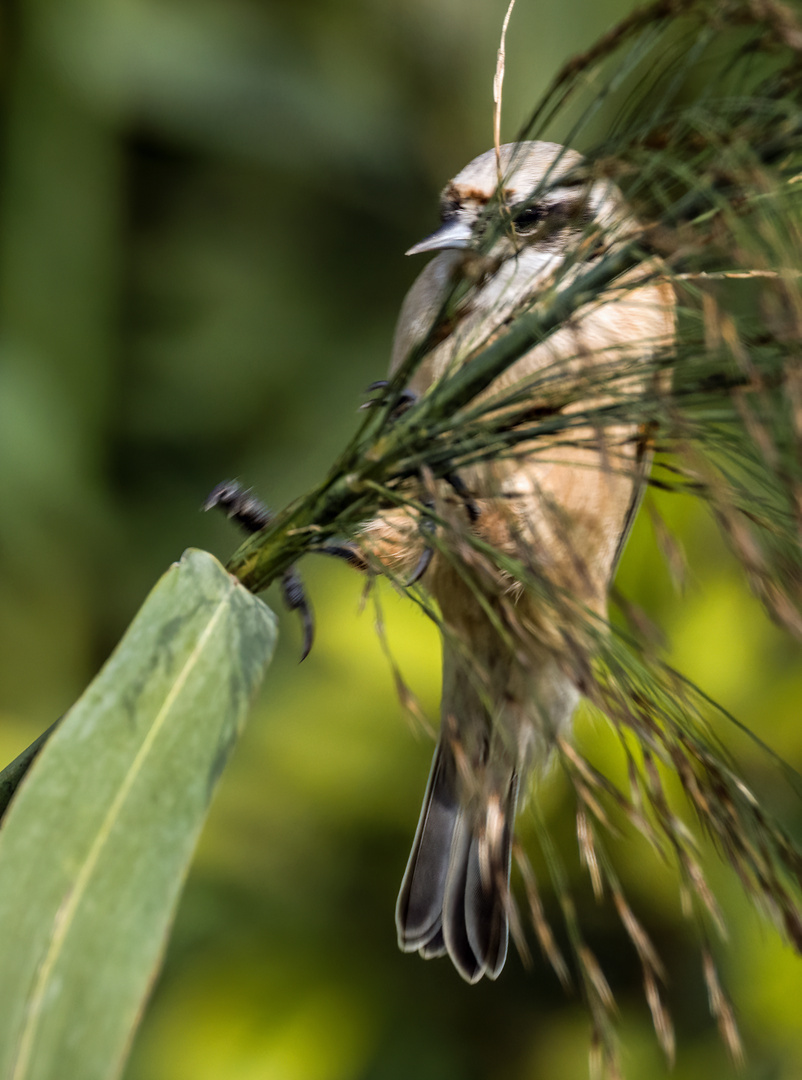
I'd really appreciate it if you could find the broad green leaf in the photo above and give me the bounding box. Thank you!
[0,722,58,821]
[0,548,277,1080]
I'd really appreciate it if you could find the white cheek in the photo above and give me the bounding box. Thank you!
[476,248,563,311]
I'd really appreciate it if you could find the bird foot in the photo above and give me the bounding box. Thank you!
[204,480,314,661]
[359,380,418,415]
[204,479,271,532]
[443,471,481,524]
[405,471,482,585]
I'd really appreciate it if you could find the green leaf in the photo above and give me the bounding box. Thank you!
[0,548,277,1080]
[0,721,58,821]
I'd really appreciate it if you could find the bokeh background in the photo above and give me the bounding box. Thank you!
[1,0,801,1077]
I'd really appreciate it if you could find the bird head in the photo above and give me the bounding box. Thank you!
[406,140,629,262]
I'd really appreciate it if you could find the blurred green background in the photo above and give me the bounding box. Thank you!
[1,0,801,1077]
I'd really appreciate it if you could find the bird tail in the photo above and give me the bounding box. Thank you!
[395,738,519,982]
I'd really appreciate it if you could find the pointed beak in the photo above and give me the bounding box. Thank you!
[405,219,473,256]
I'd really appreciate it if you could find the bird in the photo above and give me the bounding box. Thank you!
[360,141,676,982]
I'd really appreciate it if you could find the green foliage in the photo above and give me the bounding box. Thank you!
[0,550,276,1080]
[222,0,802,1069]
[1,0,802,1077]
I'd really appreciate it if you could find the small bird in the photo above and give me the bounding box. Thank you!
[362,141,675,982]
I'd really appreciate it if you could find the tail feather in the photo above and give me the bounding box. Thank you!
[418,927,447,959]
[442,813,485,982]
[396,739,518,982]
[395,742,459,951]
[464,772,518,980]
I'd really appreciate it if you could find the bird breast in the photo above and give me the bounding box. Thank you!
[387,244,674,618]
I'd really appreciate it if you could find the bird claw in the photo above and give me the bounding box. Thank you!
[203,463,479,640]
[313,543,370,572]
[204,479,271,532]
[360,380,418,413]
[357,382,479,584]
[403,473,480,586]
[204,479,314,663]
[444,471,481,523]
[403,506,437,586]
[406,545,434,586]
[281,567,314,662]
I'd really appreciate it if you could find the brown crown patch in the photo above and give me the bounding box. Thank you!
[444,181,515,205]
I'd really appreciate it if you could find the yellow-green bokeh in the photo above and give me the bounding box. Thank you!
[1,0,800,1077]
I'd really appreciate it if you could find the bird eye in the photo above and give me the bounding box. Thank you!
[513,204,547,230]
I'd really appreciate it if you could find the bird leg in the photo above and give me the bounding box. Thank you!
[204,480,314,661]
[204,479,271,532]
[279,566,315,662]
[359,383,479,517]
[359,383,482,584]
[406,505,437,586]
[311,543,370,572]
[443,471,481,524]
